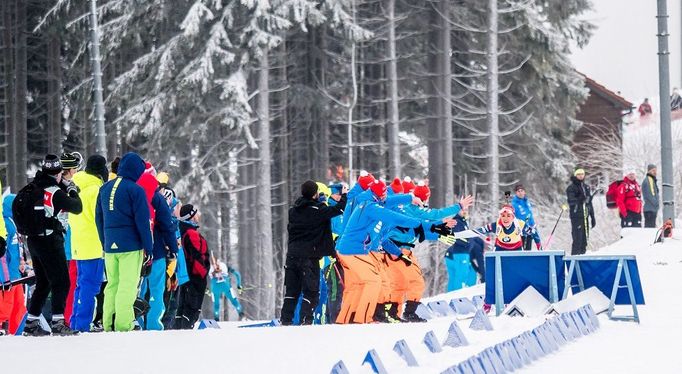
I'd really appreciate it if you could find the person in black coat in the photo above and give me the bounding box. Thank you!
[566,168,596,255]
[280,180,347,325]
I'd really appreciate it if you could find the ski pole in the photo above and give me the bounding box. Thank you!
[543,204,568,251]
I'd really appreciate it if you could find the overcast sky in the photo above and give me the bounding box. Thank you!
[571,0,682,107]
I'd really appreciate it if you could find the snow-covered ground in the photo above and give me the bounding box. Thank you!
[2,228,681,374]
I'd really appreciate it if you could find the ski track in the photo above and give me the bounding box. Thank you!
[1,228,680,373]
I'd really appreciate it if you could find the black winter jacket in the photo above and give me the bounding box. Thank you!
[286,194,347,258]
[566,176,595,221]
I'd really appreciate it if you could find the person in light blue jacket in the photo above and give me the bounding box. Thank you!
[510,184,541,251]
[209,260,243,321]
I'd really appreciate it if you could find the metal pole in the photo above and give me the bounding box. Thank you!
[656,0,676,224]
[89,0,107,156]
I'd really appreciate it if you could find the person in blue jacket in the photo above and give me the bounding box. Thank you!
[209,259,243,321]
[96,152,153,332]
[335,179,448,324]
[162,195,189,329]
[385,181,472,321]
[0,194,27,335]
[444,212,477,292]
[138,188,179,330]
[511,184,541,251]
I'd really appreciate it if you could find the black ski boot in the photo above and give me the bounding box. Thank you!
[50,319,80,336]
[372,303,390,323]
[402,301,427,323]
[23,318,51,337]
[386,302,406,323]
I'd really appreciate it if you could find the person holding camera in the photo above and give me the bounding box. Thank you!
[19,154,83,336]
[616,170,643,228]
[280,180,347,325]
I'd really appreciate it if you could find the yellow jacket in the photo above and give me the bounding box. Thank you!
[69,171,104,260]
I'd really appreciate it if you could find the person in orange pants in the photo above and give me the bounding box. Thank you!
[335,180,424,324]
[385,181,474,322]
[335,254,381,324]
[1,193,27,335]
[0,285,27,335]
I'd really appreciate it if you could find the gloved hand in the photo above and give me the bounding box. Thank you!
[141,252,153,277]
[63,179,79,196]
[0,236,6,258]
[237,285,244,295]
[430,222,451,236]
[413,224,425,243]
[398,253,412,266]
[438,235,456,246]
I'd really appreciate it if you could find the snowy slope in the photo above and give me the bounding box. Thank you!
[2,229,681,374]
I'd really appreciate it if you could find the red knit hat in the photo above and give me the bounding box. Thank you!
[499,204,515,216]
[413,181,430,202]
[389,178,403,194]
[357,170,375,190]
[369,179,388,200]
[402,176,415,193]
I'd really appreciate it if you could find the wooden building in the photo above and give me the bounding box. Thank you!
[572,74,633,176]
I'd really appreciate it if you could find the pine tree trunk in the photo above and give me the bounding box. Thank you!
[427,4,442,206]
[386,0,401,178]
[47,32,62,154]
[256,50,275,319]
[2,0,15,189]
[487,0,499,218]
[439,0,454,206]
[13,0,27,187]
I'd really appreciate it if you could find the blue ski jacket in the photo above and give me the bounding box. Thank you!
[388,201,462,249]
[1,195,21,282]
[336,191,422,256]
[95,152,153,254]
[511,195,541,242]
[152,192,179,260]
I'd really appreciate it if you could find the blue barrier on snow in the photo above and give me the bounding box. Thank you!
[563,255,644,323]
[198,319,221,329]
[362,349,387,374]
[429,300,455,317]
[443,320,469,347]
[469,309,493,331]
[485,250,565,316]
[238,319,280,328]
[471,295,484,310]
[330,360,350,374]
[450,298,478,315]
[424,330,443,353]
[393,339,419,367]
[416,302,435,320]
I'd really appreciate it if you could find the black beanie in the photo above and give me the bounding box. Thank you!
[60,152,82,170]
[301,180,318,199]
[180,204,198,221]
[42,154,63,175]
[85,155,109,182]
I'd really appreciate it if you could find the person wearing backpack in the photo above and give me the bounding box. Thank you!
[17,154,83,336]
[176,204,210,329]
[95,152,153,332]
[566,168,595,255]
[641,164,659,228]
[616,171,643,228]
